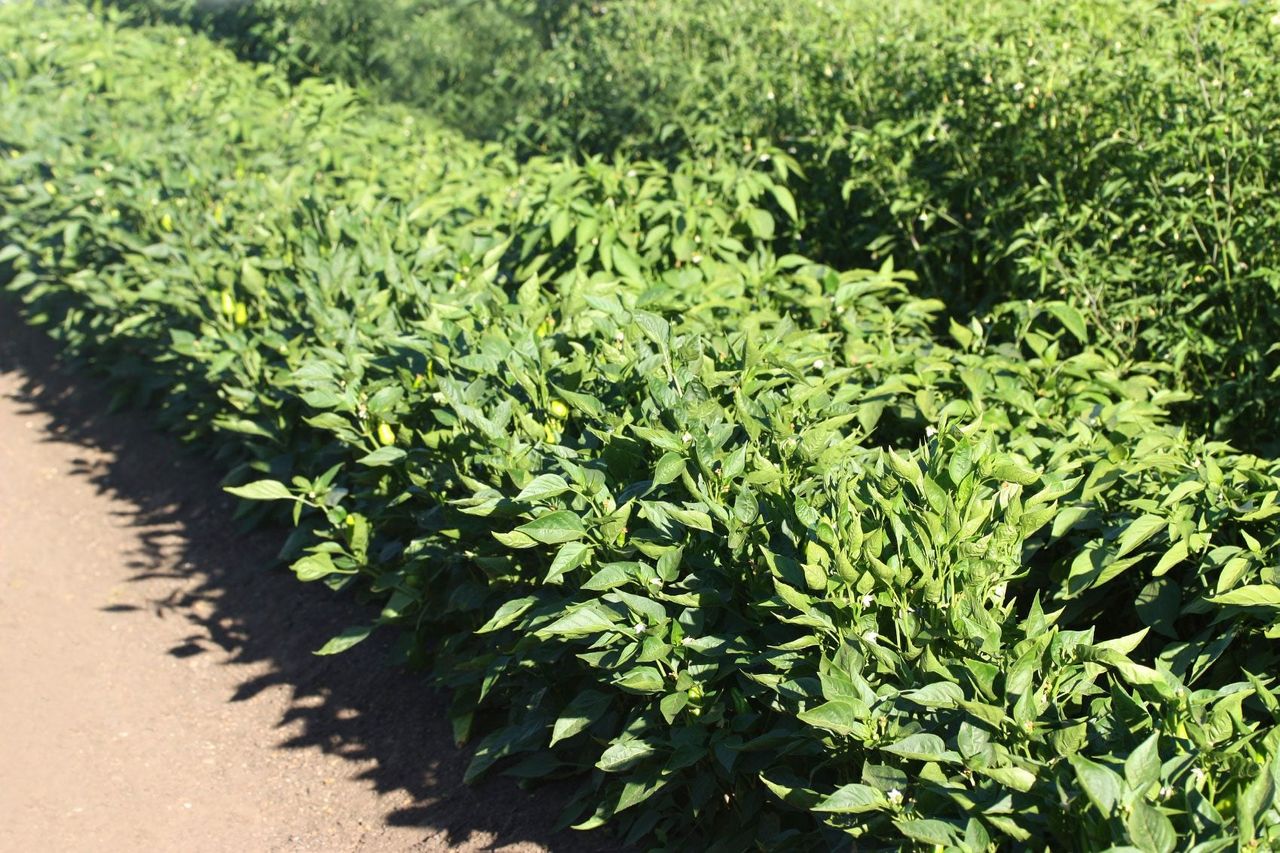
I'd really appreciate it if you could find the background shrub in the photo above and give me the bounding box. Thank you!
[103,0,1280,447]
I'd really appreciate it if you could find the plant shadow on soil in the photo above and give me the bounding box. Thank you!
[0,306,621,853]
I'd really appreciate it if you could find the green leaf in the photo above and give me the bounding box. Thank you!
[1069,754,1123,815]
[976,765,1037,793]
[659,691,689,724]
[614,666,665,694]
[1135,579,1181,638]
[314,623,373,656]
[949,317,975,349]
[1045,301,1088,343]
[357,446,406,466]
[583,563,631,591]
[759,773,822,809]
[1152,539,1189,577]
[1236,757,1276,841]
[517,473,571,502]
[476,596,536,633]
[894,819,959,846]
[651,452,686,489]
[813,783,886,813]
[516,509,587,544]
[216,417,275,439]
[550,209,573,245]
[292,552,342,582]
[1116,514,1166,558]
[493,529,539,549]
[612,590,667,622]
[545,541,592,585]
[770,184,799,221]
[597,739,656,773]
[1208,584,1280,608]
[612,244,642,282]
[733,488,760,525]
[881,733,955,763]
[1124,732,1161,794]
[903,681,964,709]
[667,506,714,532]
[633,311,670,348]
[746,207,775,239]
[550,690,611,746]
[1126,800,1176,853]
[536,603,618,637]
[615,776,666,814]
[989,454,1039,486]
[798,699,869,737]
[224,479,295,501]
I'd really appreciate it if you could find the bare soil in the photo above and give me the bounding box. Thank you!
[0,309,617,853]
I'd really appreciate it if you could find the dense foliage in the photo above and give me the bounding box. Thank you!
[103,0,1280,447]
[5,4,1280,850]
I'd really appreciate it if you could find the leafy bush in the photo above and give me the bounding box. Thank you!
[103,0,1280,448]
[5,5,1280,849]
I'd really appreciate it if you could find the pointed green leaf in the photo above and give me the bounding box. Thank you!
[1116,514,1166,558]
[314,623,373,656]
[517,473,571,502]
[225,479,295,501]
[516,509,587,544]
[813,783,886,814]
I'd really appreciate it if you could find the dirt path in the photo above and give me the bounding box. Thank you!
[0,311,612,853]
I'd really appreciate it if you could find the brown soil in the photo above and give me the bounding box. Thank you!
[0,309,618,853]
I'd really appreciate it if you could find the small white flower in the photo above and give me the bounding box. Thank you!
[1159,785,1174,800]
[680,636,695,646]
[634,622,647,635]
[861,594,875,607]
[648,577,662,586]
[691,253,703,264]
[682,432,693,444]
[1013,81,1025,92]
[862,630,879,644]
[766,89,776,101]
[886,788,904,805]
[1243,88,1253,99]
[812,358,825,370]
